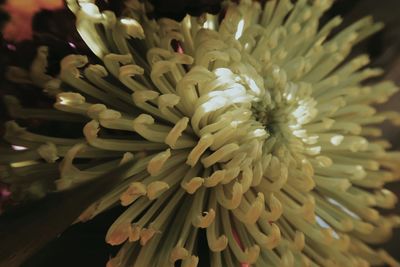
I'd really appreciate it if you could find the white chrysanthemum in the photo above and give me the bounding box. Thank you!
[2,0,400,266]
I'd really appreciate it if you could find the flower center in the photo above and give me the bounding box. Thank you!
[251,99,281,136]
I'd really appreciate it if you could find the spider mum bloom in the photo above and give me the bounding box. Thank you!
[2,0,400,266]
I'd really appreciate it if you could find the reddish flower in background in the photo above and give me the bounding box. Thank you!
[2,0,64,41]
[0,183,11,214]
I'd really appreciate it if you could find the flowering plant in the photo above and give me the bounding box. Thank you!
[1,0,400,266]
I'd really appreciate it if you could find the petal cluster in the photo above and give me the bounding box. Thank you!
[2,0,400,266]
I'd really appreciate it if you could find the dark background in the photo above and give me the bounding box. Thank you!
[0,0,399,266]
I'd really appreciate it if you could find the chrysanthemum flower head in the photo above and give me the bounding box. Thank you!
[2,0,400,266]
